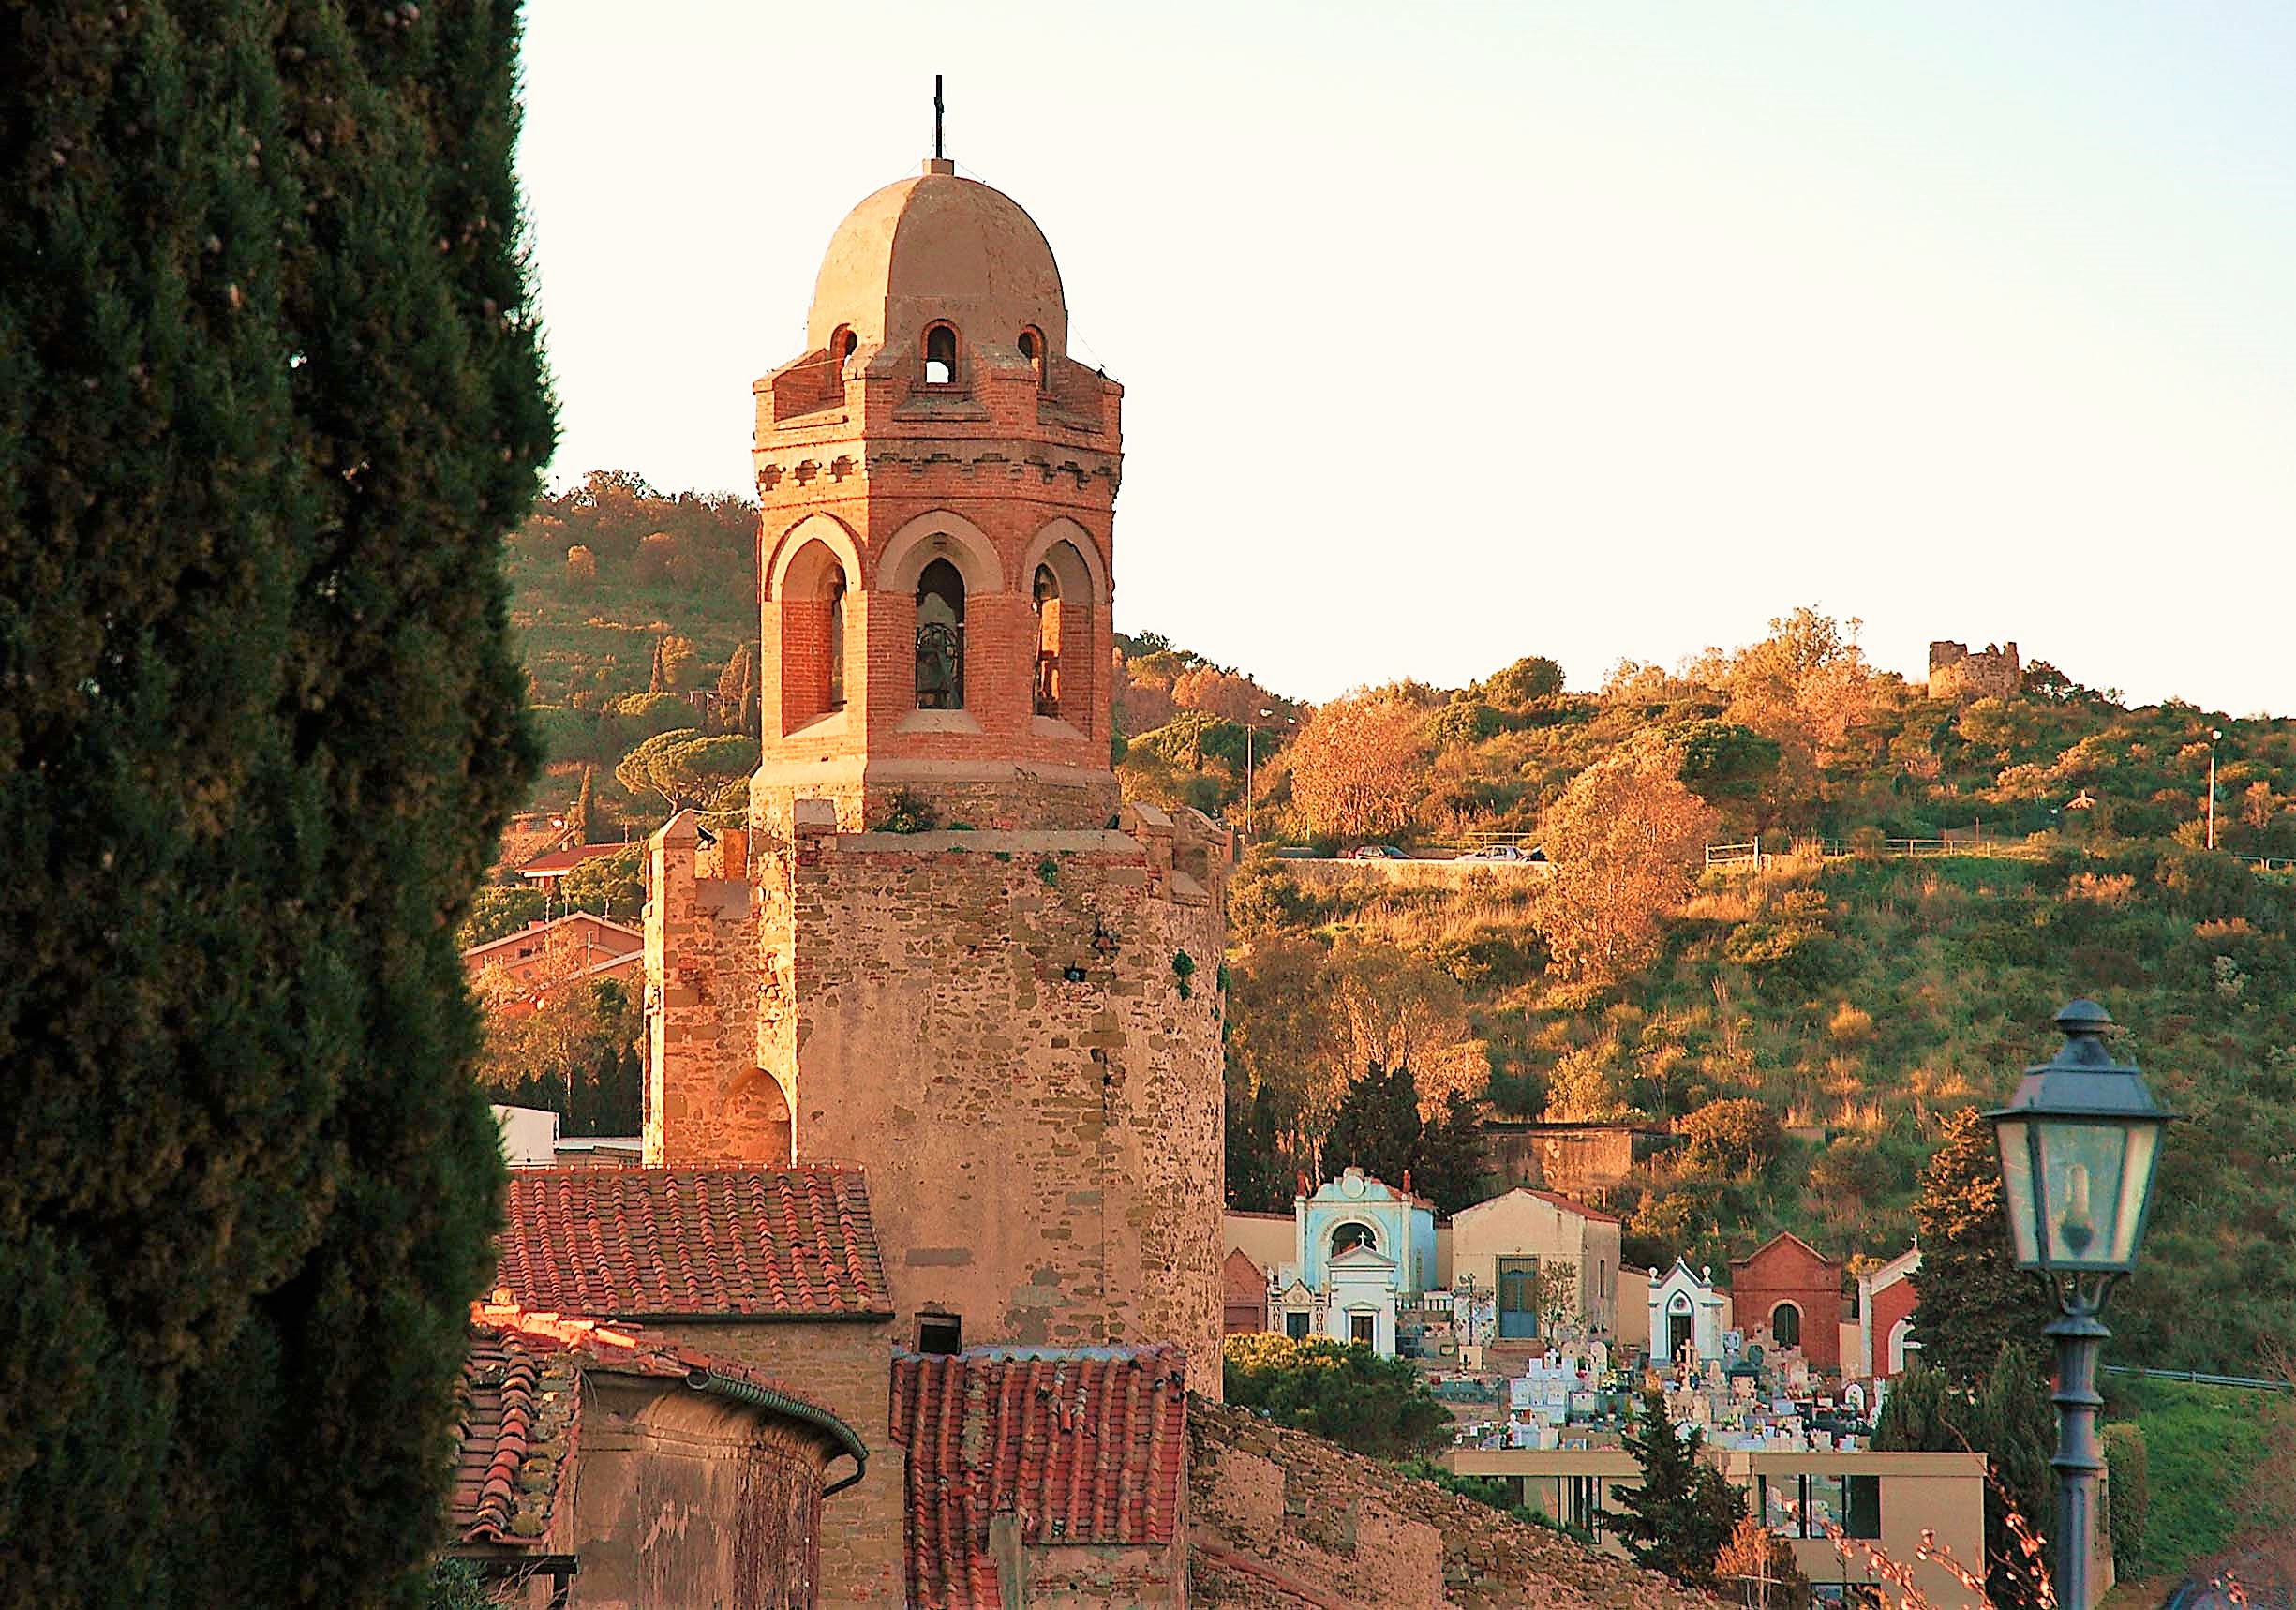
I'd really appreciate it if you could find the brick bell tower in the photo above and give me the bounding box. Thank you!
[643,155,1229,1396]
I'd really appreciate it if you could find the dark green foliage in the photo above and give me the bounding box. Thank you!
[570,766,598,844]
[1611,1388,1746,1588]
[1911,1108,2057,1383]
[461,884,548,948]
[1324,1064,1422,1191]
[1171,949,1196,1000]
[0,1,550,1602]
[1225,1081,1287,1212]
[2102,1422,2149,1576]
[420,1558,498,1610]
[1872,1352,2055,1610]
[1221,1334,1450,1459]
[1478,653,1565,708]
[1427,699,1505,749]
[557,844,644,921]
[1411,1094,1488,1215]
[1670,720,1782,801]
[1679,1097,1782,1177]
[492,982,643,1138]
[712,641,759,737]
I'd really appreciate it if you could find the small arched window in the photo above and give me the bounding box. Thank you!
[826,568,848,710]
[1330,1221,1376,1257]
[923,323,957,385]
[1032,563,1061,717]
[1018,327,1044,384]
[1771,1302,1802,1349]
[915,558,965,708]
[829,324,857,371]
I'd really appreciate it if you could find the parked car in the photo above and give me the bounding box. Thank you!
[1343,844,1412,860]
[1455,843,1525,862]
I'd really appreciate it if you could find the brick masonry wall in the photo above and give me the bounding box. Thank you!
[1187,1397,1717,1610]
[645,814,782,1167]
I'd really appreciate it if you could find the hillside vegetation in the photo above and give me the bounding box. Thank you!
[499,484,2295,1372]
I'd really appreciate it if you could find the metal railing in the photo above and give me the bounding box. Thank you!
[1704,833,2027,871]
[2103,1364,2293,1393]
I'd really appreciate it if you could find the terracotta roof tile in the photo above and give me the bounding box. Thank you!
[1524,1187,1621,1225]
[454,1303,865,1549]
[495,1168,891,1319]
[887,1345,1188,1610]
[516,841,638,877]
[453,1324,582,1547]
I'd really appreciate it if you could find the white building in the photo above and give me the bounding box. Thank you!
[1648,1259,1727,1366]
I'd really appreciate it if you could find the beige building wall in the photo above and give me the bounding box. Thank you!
[1616,1267,1650,1350]
[1448,1189,1624,1334]
[1222,1210,1295,1277]
[1444,1447,1988,1607]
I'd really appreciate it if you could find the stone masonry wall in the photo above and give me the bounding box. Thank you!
[1927,640,2020,703]
[649,1318,903,1608]
[1187,1397,1715,1610]
[784,801,1229,1398]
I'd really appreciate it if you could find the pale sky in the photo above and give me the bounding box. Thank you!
[517,2,2296,713]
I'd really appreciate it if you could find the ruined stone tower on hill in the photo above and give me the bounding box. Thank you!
[642,157,1230,1394]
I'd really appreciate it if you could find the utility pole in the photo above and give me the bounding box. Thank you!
[2208,727,2222,850]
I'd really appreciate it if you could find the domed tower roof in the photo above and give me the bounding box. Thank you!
[805,160,1067,359]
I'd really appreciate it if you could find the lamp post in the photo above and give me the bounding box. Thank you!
[1983,1001,2175,1610]
[2207,727,2222,850]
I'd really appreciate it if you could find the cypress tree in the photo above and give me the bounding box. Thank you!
[1612,1387,1746,1588]
[1325,1062,1422,1188]
[1911,1106,2056,1383]
[571,764,598,844]
[0,4,550,1603]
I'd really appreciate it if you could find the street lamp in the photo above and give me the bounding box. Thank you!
[1984,1001,2175,1610]
[2207,728,2223,850]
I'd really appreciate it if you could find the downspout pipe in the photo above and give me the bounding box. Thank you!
[687,1367,870,1497]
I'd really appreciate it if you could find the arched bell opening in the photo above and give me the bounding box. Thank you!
[777,538,851,733]
[915,558,966,709]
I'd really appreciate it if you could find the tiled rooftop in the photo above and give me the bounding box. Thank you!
[887,1344,1188,1609]
[495,1167,891,1319]
[454,1302,865,1549]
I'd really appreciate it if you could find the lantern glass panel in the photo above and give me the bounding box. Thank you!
[2035,1119,2138,1270]
[1993,1116,2041,1267]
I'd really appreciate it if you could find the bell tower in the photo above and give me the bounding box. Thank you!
[750,157,1123,835]
[646,153,1228,1398]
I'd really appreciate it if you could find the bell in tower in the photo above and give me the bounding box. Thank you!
[750,157,1125,834]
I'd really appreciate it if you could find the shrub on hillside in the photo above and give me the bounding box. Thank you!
[1680,1098,1782,1177]
[1479,653,1566,708]
[1221,1334,1451,1459]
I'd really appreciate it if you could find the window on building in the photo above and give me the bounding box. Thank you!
[1349,1312,1376,1347]
[917,1315,962,1355]
[923,323,957,385]
[915,558,965,708]
[1018,327,1044,383]
[1032,563,1062,716]
[826,568,847,709]
[829,324,857,370]
[1285,1310,1311,1340]
[1330,1221,1377,1256]
[1842,1475,1881,1540]
[1764,1475,1881,1540]
[1772,1301,1802,1349]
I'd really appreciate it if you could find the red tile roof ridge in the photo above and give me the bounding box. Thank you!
[1522,1186,1623,1224]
